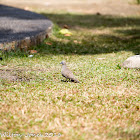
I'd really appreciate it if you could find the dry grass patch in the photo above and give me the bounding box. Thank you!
[0,52,140,139]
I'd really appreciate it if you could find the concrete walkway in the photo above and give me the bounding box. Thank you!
[0,4,52,50]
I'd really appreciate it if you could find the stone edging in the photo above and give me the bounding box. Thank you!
[0,26,52,51]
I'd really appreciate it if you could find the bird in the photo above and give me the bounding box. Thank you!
[60,61,79,83]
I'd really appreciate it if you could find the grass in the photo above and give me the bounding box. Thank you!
[0,9,140,140]
[137,0,140,4]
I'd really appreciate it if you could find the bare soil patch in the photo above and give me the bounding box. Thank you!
[0,65,46,82]
[0,69,18,81]
[0,68,31,82]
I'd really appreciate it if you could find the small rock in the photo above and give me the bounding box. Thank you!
[28,55,34,58]
[122,55,140,69]
[97,57,105,60]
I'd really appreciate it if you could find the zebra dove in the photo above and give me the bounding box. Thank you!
[60,61,79,83]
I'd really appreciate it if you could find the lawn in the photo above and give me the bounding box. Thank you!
[0,4,140,140]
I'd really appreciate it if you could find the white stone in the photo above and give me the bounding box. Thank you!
[28,55,34,58]
[122,55,140,69]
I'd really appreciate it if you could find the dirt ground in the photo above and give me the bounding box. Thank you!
[0,0,140,16]
[0,67,29,82]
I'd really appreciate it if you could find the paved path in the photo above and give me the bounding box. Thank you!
[0,4,52,50]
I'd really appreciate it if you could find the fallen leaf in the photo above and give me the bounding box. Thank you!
[59,29,72,35]
[63,24,69,29]
[64,33,71,37]
[30,50,37,54]
[74,40,78,43]
[96,12,101,16]
[73,40,81,44]
[46,42,52,45]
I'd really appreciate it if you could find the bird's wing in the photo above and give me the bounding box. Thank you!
[62,67,75,79]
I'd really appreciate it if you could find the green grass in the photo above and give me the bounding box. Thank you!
[0,11,140,140]
[137,0,140,4]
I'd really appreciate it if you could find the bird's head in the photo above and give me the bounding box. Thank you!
[60,61,66,65]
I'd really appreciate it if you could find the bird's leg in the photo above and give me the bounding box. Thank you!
[61,78,67,82]
[66,78,69,82]
[61,78,68,82]
[71,79,74,82]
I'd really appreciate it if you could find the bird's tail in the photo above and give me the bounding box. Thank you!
[72,78,80,83]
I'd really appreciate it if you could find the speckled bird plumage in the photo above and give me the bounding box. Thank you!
[60,61,79,83]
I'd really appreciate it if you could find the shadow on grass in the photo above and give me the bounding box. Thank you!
[116,29,140,39]
[1,12,140,57]
[42,13,140,29]
[37,13,140,55]
[35,34,139,55]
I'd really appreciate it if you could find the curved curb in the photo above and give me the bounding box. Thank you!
[0,5,53,51]
[0,27,52,51]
